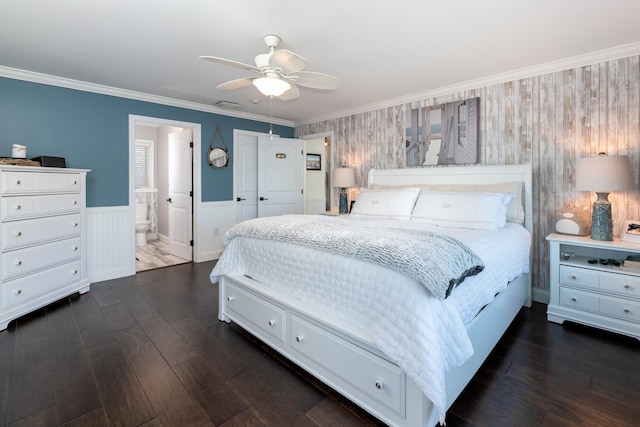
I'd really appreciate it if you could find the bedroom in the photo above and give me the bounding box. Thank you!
[1,0,640,425]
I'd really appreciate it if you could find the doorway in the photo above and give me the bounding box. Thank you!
[129,115,201,273]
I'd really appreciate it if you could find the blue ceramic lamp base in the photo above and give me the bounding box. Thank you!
[590,192,613,241]
[339,189,348,214]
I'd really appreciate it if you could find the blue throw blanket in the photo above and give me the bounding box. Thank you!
[224,215,484,300]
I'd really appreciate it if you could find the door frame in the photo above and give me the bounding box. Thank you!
[300,130,335,208]
[128,115,202,272]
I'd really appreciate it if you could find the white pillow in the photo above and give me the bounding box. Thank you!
[350,187,421,220]
[411,191,514,230]
[371,181,524,224]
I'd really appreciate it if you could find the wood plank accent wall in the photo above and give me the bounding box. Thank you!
[296,55,640,294]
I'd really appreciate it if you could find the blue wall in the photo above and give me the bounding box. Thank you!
[0,77,294,206]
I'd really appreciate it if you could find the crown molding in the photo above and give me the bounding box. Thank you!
[0,66,295,128]
[295,41,640,127]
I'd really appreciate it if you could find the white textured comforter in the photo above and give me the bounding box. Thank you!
[210,217,531,421]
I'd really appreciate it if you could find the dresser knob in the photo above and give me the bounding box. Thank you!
[15,205,21,210]
[571,297,577,302]
[73,200,78,205]
[72,270,78,275]
[72,246,78,251]
[295,336,303,343]
[14,231,22,237]
[624,308,631,314]
[268,320,275,327]
[15,180,20,185]
[570,275,577,280]
[15,260,22,266]
[227,296,234,302]
[73,223,78,227]
[375,381,384,390]
[73,180,77,185]
[14,289,21,295]
[624,284,631,289]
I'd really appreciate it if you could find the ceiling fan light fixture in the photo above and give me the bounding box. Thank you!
[253,76,291,97]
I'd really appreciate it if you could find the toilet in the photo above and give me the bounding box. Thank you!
[135,203,151,246]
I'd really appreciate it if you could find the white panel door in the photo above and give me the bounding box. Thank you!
[257,137,303,217]
[168,129,193,260]
[235,133,258,223]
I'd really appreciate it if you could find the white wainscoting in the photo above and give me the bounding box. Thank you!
[197,200,237,262]
[87,206,135,283]
[87,201,237,283]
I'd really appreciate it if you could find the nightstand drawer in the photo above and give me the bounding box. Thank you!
[599,275,640,299]
[559,287,599,312]
[600,296,640,323]
[560,266,600,289]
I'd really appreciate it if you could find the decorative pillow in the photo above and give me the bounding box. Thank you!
[350,187,421,220]
[411,191,514,230]
[371,181,524,224]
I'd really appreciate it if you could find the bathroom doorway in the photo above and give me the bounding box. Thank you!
[130,115,200,273]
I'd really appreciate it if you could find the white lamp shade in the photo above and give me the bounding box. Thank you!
[576,155,634,192]
[253,77,291,97]
[332,167,356,188]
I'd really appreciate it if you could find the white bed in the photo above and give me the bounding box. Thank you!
[211,164,533,426]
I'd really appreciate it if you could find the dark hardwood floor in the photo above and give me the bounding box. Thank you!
[0,261,638,426]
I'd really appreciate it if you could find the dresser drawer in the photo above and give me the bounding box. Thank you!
[560,266,600,289]
[599,296,640,323]
[1,171,81,194]
[2,193,81,220]
[225,281,286,344]
[2,214,81,250]
[3,260,82,310]
[559,287,599,312]
[1,237,81,281]
[290,315,404,415]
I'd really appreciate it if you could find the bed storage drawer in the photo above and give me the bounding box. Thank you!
[290,314,404,415]
[224,281,286,344]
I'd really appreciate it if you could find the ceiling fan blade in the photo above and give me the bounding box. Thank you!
[199,56,260,73]
[216,78,254,90]
[270,49,306,74]
[278,83,300,101]
[291,71,340,90]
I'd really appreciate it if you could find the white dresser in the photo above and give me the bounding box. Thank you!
[0,165,90,330]
[547,233,640,340]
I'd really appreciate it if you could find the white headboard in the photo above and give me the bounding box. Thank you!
[368,164,533,232]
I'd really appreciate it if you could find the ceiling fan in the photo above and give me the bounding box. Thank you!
[199,34,340,100]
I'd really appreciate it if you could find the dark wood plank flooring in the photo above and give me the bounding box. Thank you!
[0,261,638,426]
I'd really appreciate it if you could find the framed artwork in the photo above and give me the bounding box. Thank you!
[306,153,321,170]
[406,97,480,166]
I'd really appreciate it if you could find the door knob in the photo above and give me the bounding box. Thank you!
[259,196,269,201]
[166,197,172,203]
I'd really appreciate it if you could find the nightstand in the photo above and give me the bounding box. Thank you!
[547,233,640,340]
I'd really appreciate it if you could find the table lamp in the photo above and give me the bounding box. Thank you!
[333,167,356,214]
[576,153,633,241]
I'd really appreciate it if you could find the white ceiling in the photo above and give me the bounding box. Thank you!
[2,0,640,126]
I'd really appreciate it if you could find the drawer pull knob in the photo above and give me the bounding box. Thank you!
[14,231,22,237]
[15,260,22,266]
[73,180,77,185]
[15,205,21,210]
[15,180,20,185]
[73,200,78,205]
[571,297,577,302]
[295,336,303,343]
[73,223,78,227]
[227,296,234,302]
[375,381,384,390]
[624,308,630,314]
[624,284,631,289]
[72,270,78,275]
[268,320,275,327]
[14,289,21,295]
[72,246,78,251]
[570,275,577,280]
